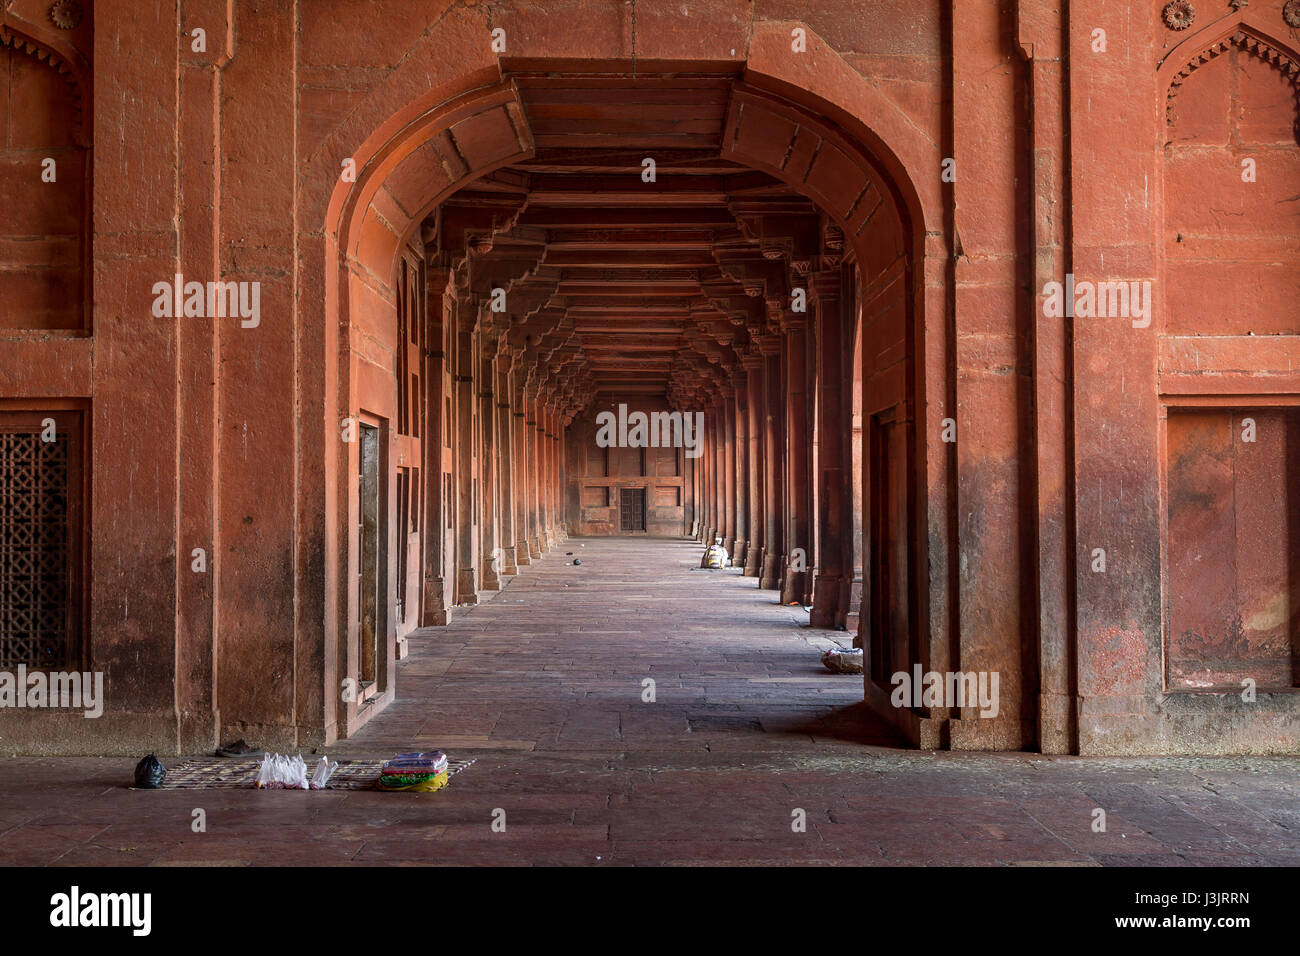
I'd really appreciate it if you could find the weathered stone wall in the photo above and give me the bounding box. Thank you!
[0,0,1295,755]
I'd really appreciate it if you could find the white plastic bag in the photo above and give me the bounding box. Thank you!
[254,752,313,789]
[310,755,339,790]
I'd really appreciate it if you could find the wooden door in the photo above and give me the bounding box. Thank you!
[619,487,645,532]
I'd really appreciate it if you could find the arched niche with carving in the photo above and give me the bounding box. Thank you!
[0,27,89,333]
[1162,26,1300,336]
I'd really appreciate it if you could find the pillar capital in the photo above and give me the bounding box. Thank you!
[778,308,807,333]
[427,271,450,296]
[821,222,845,270]
[455,295,481,333]
[810,269,842,303]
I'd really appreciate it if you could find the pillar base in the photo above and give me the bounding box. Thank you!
[810,574,848,629]
[421,579,452,626]
[780,569,808,606]
[530,535,542,559]
[502,546,518,576]
[722,536,735,561]
[845,573,863,630]
[743,544,761,577]
[759,552,782,590]
[515,539,532,565]
[732,538,747,571]
[481,565,502,592]
[455,569,479,606]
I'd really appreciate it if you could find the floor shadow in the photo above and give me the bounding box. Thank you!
[782,700,908,747]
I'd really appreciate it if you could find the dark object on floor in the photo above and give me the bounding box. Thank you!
[573,558,582,565]
[133,753,166,789]
[566,551,573,555]
[215,738,260,758]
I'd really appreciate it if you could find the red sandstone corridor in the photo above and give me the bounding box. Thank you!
[3,1,1300,929]
[2,538,1298,868]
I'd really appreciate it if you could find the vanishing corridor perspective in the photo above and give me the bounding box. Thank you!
[7,537,1300,866]
[0,0,1298,760]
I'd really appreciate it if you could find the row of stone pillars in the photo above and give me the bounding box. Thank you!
[682,261,858,632]
[421,214,582,625]
[455,326,568,608]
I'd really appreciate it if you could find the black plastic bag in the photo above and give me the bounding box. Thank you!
[133,753,165,789]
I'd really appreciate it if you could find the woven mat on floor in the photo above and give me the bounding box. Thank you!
[136,756,475,791]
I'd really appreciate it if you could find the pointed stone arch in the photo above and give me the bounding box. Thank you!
[1160,20,1300,137]
[305,16,943,743]
[0,18,90,145]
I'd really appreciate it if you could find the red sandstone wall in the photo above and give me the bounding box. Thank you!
[565,396,688,537]
[0,36,86,331]
[0,0,1294,755]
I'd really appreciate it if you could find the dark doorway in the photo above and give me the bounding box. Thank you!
[619,486,646,533]
[358,420,385,699]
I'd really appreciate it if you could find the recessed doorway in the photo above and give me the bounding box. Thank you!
[619,486,646,533]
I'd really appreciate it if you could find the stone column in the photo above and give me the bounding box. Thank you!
[513,380,532,566]
[722,388,737,558]
[454,299,480,604]
[478,338,501,592]
[759,332,785,590]
[684,432,697,537]
[547,404,556,546]
[732,372,748,570]
[525,384,542,559]
[743,352,763,576]
[422,274,453,624]
[810,269,850,629]
[531,395,545,555]
[557,411,567,539]
[548,407,562,543]
[496,346,518,576]
[701,405,714,545]
[717,394,729,553]
[781,307,811,606]
[536,397,548,548]
[701,418,712,542]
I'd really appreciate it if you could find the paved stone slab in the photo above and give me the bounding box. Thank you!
[1,538,1298,865]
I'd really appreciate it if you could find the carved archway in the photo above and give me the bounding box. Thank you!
[312,32,938,741]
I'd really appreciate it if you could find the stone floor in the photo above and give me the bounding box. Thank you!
[3,536,1299,866]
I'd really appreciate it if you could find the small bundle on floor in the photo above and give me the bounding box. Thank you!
[375,750,450,791]
[700,542,729,569]
[821,647,864,674]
